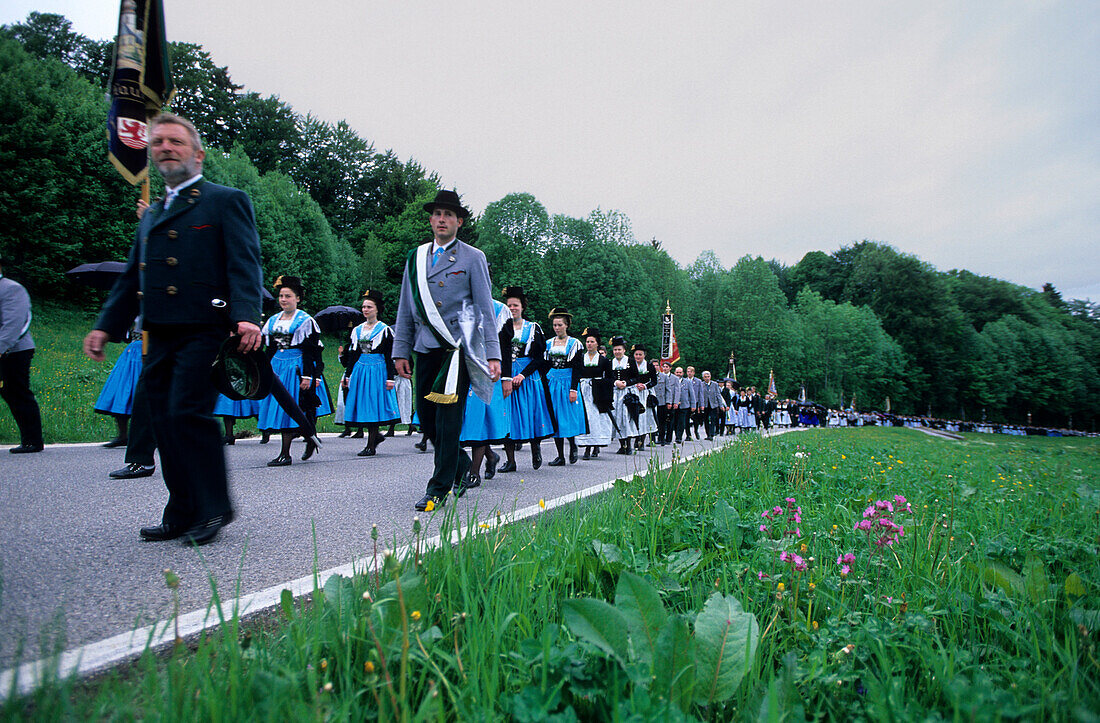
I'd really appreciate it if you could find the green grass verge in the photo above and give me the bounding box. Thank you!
[0,305,352,445]
[4,428,1098,720]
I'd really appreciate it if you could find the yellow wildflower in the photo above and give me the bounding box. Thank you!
[425,500,435,512]
[411,610,421,621]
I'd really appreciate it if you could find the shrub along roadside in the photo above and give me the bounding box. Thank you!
[3,428,1098,720]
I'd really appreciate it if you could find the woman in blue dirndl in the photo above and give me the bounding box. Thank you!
[341,289,399,457]
[459,298,512,488]
[498,286,556,473]
[258,276,333,466]
[545,307,585,466]
[93,324,143,448]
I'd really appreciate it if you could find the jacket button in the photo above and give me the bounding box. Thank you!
[166,257,178,266]
[438,281,444,287]
[436,301,442,308]
[166,285,178,295]
[138,262,146,270]
[136,291,144,299]
[167,230,179,239]
[142,235,149,244]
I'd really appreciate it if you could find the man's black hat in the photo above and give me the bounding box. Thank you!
[274,275,304,298]
[501,285,528,307]
[424,189,470,219]
[211,337,274,401]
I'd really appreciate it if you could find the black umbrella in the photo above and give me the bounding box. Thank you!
[314,305,362,334]
[66,261,128,290]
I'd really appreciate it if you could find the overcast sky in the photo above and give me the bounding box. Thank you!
[4,0,1098,299]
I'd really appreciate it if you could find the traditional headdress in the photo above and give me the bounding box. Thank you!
[273,275,304,298]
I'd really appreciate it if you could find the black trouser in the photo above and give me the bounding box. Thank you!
[143,325,230,528]
[415,348,471,499]
[704,408,720,439]
[674,407,691,442]
[1,348,43,447]
[655,405,670,443]
[124,371,157,467]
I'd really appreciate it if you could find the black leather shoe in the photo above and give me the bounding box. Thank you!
[465,472,481,489]
[582,448,591,460]
[110,462,155,479]
[9,443,43,454]
[484,450,500,479]
[351,429,365,439]
[260,432,271,444]
[592,447,600,457]
[103,436,128,449]
[453,480,468,498]
[548,456,565,467]
[338,428,352,438]
[302,440,318,460]
[222,435,236,446]
[181,513,234,546]
[357,445,376,457]
[414,494,444,511]
[267,454,291,467]
[531,446,542,470]
[140,522,187,542]
[414,439,428,452]
[498,460,517,473]
[569,444,578,464]
[616,445,631,455]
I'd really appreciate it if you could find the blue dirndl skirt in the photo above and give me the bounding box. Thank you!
[213,394,259,419]
[257,349,333,430]
[508,357,556,442]
[546,367,585,438]
[461,379,509,444]
[344,353,399,424]
[94,339,143,416]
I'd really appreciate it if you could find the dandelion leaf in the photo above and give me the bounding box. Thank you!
[967,560,1024,597]
[712,500,742,548]
[653,613,695,712]
[592,539,624,567]
[1070,608,1100,632]
[279,588,295,620]
[563,597,630,667]
[615,571,668,668]
[664,549,703,577]
[693,593,759,705]
[1023,554,1048,605]
[322,573,357,617]
[1065,573,1087,601]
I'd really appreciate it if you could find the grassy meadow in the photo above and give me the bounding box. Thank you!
[4,427,1098,720]
[0,305,350,445]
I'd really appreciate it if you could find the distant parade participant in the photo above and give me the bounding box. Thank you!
[84,112,263,545]
[684,366,703,440]
[574,327,613,458]
[392,189,502,511]
[545,308,584,465]
[720,379,736,435]
[341,290,399,457]
[700,370,725,440]
[654,361,675,445]
[762,392,778,430]
[629,344,658,450]
[498,286,555,473]
[672,366,694,444]
[0,254,44,454]
[93,321,144,448]
[459,297,512,489]
[258,275,332,467]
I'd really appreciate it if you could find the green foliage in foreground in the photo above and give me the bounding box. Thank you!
[5,428,1099,720]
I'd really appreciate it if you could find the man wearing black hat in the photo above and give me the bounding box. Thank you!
[0,255,44,453]
[84,113,263,546]
[393,190,501,511]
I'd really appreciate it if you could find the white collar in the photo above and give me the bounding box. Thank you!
[166,174,203,197]
[431,239,458,255]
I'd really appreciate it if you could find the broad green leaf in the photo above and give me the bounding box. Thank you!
[563,598,630,666]
[664,549,703,577]
[654,614,695,712]
[1065,573,1087,601]
[1070,608,1100,632]
[966,560,1025,597]
[279,588,295,620]
[592,540,624,567]
[693,593,759,705]
[322,574,356,616]
[712,500,742,548]
[1023,554,1048,605]
[615,571,668,668]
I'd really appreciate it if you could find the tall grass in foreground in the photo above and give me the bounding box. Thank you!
[4,428,1099,720]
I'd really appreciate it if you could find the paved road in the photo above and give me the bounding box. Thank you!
[0,431,748,670]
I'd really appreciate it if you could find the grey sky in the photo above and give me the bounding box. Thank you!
[4,0,1098,299]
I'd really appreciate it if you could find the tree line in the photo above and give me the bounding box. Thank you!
[1,13,1097,428]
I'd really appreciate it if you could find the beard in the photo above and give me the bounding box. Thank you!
[156,156,200,187]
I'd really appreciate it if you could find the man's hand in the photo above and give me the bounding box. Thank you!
[489,359,501,382]
[83,330,110,361]
[236,321,262,352]
[502,378,513,398]
[395,358,412,378]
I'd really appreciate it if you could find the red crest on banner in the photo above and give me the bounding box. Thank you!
[117,118,147,150]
